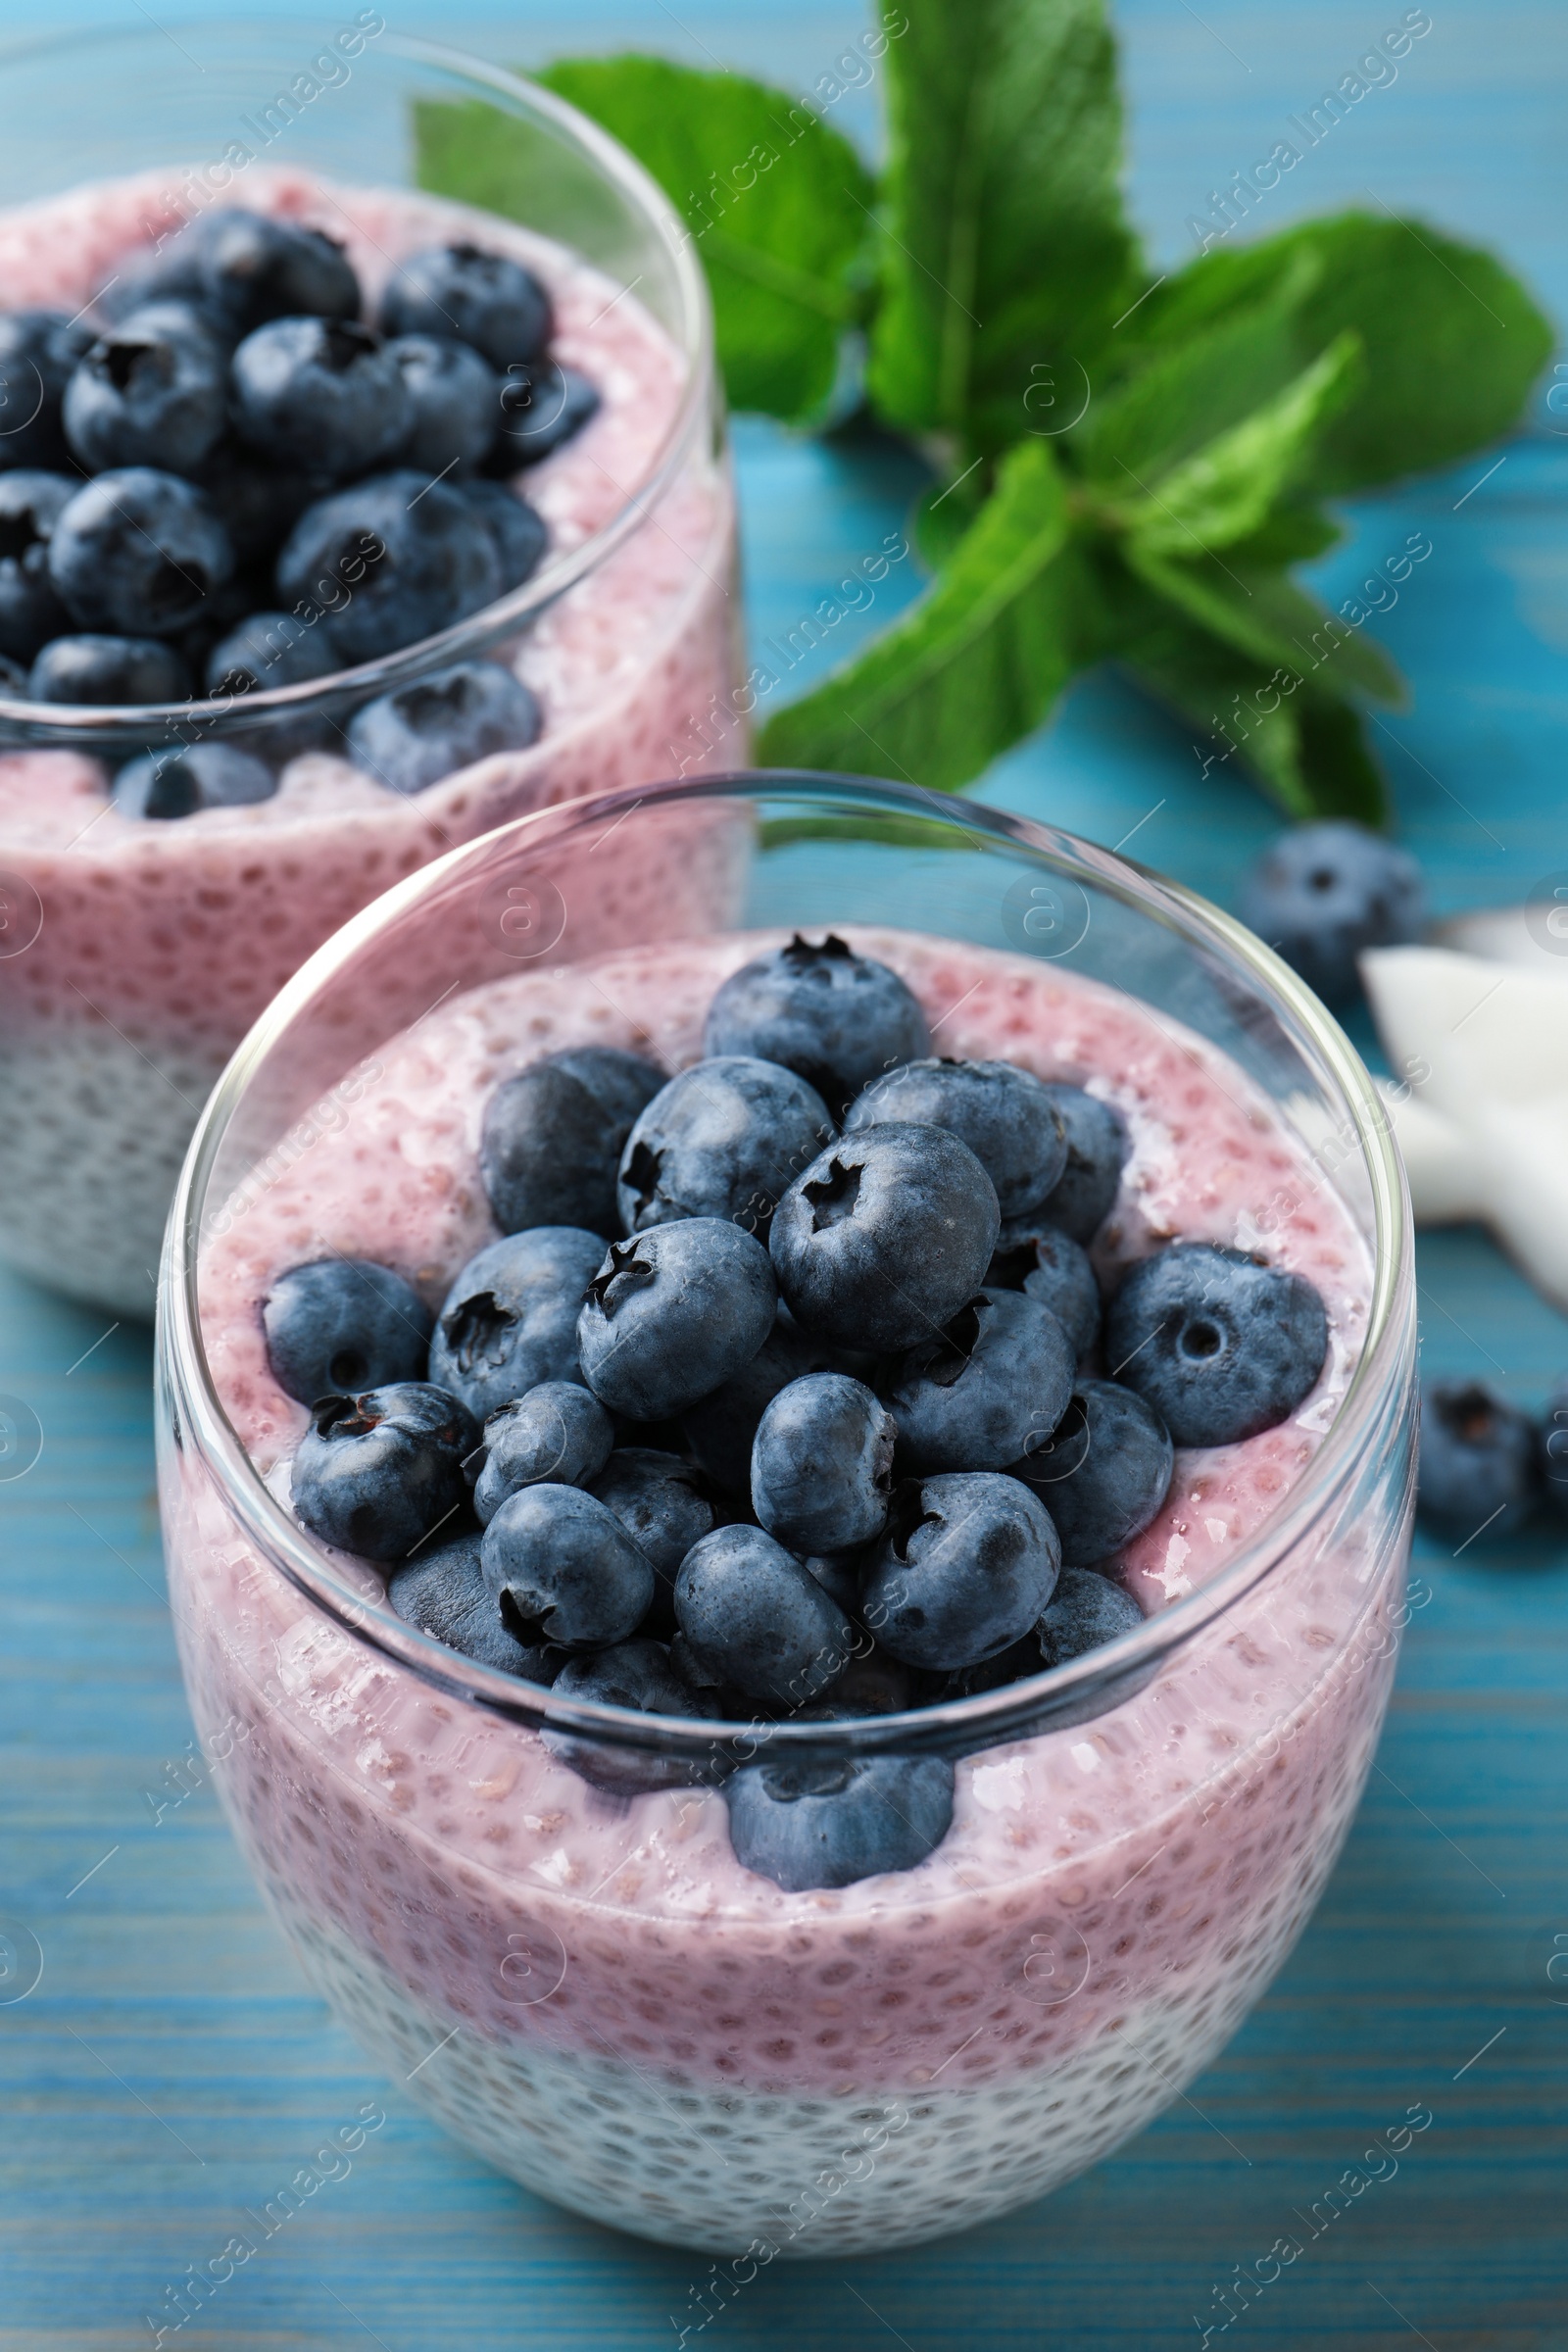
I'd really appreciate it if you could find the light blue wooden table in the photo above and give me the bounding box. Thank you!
[4,5,1568,2345]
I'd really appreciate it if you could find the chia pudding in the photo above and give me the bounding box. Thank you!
[0,164,739,1316]
[160,911,1415,2256]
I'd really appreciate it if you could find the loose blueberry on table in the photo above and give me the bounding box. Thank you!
[0,204,600,808]
[1237,819,1426,1006]
[263,936,1333,1890]
[1414,1378,1541,1540]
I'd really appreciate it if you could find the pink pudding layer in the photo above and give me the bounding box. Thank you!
[163,926,1415,2256]
[0,166,742,1316]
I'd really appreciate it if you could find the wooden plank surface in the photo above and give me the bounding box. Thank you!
[3,3,1567,2344]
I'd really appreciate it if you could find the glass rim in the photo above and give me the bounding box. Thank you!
[160,769,1416,1761]
[0,24,714,741]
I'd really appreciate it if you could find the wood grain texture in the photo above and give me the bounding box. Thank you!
[2,1,1567,2343]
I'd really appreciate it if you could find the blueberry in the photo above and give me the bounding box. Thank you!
[589,1447,716,1631]
[491,360,600,466]
[0,653,24,694]
[1239,819,1425,1005]
[1417,1379,1540,1539]
[0,310,93,469]
[95,221,226,328]
[0,471,72,662]
[196,209,360,338]
[680,1314,843,1495]
[618,1055,834,1240]
[379,242,552,369]
[1036,1565,1144,1668]
[428,1227,605,1421]
[48,467,233,637]
[206,609,337,698]
[861,1471,1060,1670]
[917,1631,1045,1702]
[480,1047,665,1238]
[480,1482,654,1647]
[113,741,277,819]
[64,303,227,473]
[674,1523,856,1705]
[704,933,931,1116]
[577,1219,777,1421]
[820,1646,912,1715]
[170,563,260,657]
[27,632,191,705]
[988,1223,1102,1358]
[192,441,317,567]
[725,1751,954,1889]
[667,1629,750,1715]
[471,1381,614,1522]
[1018,1087,1128,1245]
[231,317,412,478]
[751,1372,896,1553]
[803,1549,868,1619]
[203,607,338,763]
[1009,1380,1172,1564]
[388,1530,560,1683]
[107,295,225,353]
[290,1381,478,1561]
[346,660,541,796]
[887,1288,1074,1472]
[769,1124,1000,1353]
[262,1256,433,1404]
[547,1639,712,1795]
[552,1638,700,1715]
[453,480,548,592]
[845,1057,1067,1221]
[275,471,501,663]
[383,333,498,474]
[1105,1243,1328,1447]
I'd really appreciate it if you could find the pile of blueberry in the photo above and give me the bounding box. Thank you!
[1417,1378,1568,1544]
[265,937,1330,1889]
[0,208,594,812]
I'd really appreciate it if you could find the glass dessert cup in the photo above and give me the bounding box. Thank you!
[0,24,739,1317]
[157,772,1416,2258]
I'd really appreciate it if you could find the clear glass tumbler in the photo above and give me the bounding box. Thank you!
[156,772,1416,2258]
[0,24,738,1316]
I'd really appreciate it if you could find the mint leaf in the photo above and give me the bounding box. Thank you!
[757,440,1075,788]
[415,61,875,423]
[911,471,986,570]
[760,810,983,852]
[1126,545,1404,709]
[539,59,873,420]
[1077,253,1323,486]
[1112,333,1361,555]
[1129,213,1552,492]
[1222,505,1343,566]
[1123,619,1389,825]
[867,0,1140,452]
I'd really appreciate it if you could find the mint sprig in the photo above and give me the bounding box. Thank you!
[414,3,1552,823]
[537,58,875,424]
[865,0,1139,453]
[760,441,1075,790]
